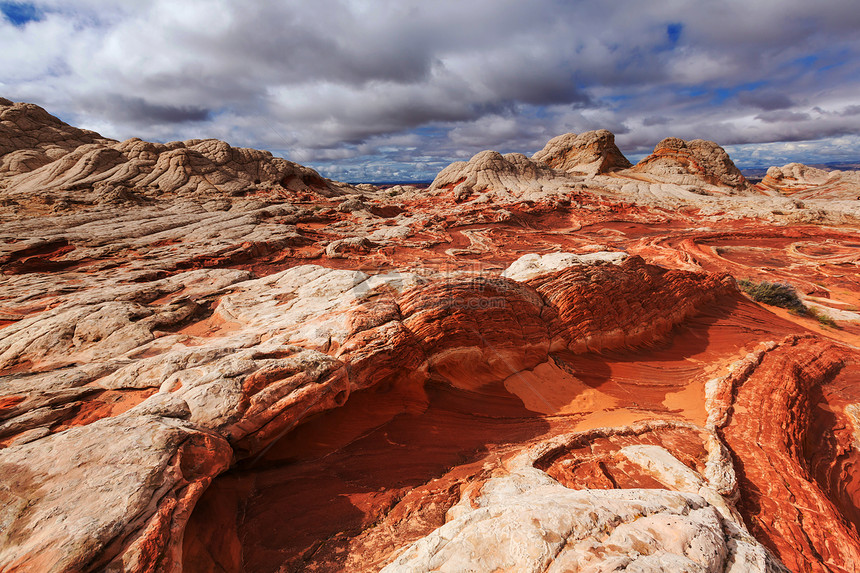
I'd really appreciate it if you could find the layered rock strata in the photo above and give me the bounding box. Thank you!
[2,101,860,573]
[761,162,860,200]
[630,137,752,191]
[532,129,632,175]
[0,99,348,209]
[0,253,736,571]
[385,422,786,572]
[429,149,562,201]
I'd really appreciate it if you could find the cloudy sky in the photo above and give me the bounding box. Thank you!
[2,0,859,181]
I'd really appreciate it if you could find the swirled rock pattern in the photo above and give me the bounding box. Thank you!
[0,254,739,572]
[0,98,113,169]
[429,149,561,202]
[762,162,860,200]
[385,421,786,573]
[2,100,860,573]
[0,99,350,215]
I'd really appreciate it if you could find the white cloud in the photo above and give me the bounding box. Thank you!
[1,0,860,179]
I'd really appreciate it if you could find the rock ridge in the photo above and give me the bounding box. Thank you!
[2,100,860,573]
[0,99,349,206]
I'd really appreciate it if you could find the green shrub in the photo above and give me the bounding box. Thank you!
[807,306,839,328]
[738,279,840,328]
[738,279,806,313]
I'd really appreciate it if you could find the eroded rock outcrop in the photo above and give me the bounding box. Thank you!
[0,98,114,174]
[532,129,632,175]
[0,99,348,207]
[717,335,860,572]
[386,422,785,572]
[422,132,860,225]
[429,149,562,201]
[0,412,231,573]
[3,101,860,573]
[0,253,740,571]
[762,162,860,200]
[631,137,752,191]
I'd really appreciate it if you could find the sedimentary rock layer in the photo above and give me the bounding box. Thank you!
[761,162,860,200]
[0,99,348,212]
[631,137,752,191]
[2,101,860,572]
[0,252,738,571]
[532,129,632,175]
[429,149,561,201]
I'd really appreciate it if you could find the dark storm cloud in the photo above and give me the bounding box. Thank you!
[756,110,811,123]
[738,92,795,111]
[2,0,860,179]
[642,116,670,127]
[85,94,210,125]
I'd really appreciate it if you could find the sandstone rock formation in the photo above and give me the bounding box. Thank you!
[0,253,739,571]
[0,97,113,171]
[0,99,350,209]
[429,149,564,201]
[385,422,787,572]
[426,132,859,224]
[761,162,860,200]
[2,101,860,573]
[630,136,752,191]
[532,129,632,175]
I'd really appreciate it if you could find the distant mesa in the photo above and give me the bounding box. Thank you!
[532,129,632,176]
[631,136,751,191]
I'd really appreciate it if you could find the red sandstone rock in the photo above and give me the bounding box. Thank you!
[1,101,860,572]
[719,335,860,572]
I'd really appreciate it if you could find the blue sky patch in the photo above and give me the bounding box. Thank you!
[791,54,819,70]
[0,1,42,27]
[666,23,683,47]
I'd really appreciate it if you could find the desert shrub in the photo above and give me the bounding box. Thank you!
[807,306,839,328]
[738,279,807,313]
[738,279,840,328]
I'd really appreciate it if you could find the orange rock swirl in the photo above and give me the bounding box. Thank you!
[525,256,737,353]
[721,335,860,572]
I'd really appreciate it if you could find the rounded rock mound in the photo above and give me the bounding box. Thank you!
[429,149,558,201]
[0,99,115,175]
[0,100,347,202]
[760,162,860,200]
[532,129,631,175]
[632,137,750,190]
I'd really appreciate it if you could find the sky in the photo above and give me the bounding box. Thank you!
[1,0,859,182]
